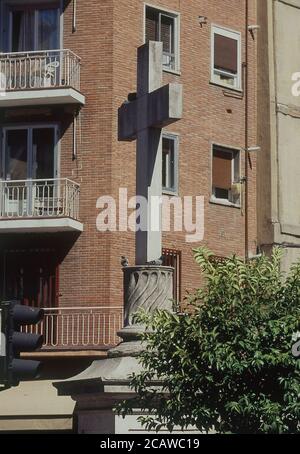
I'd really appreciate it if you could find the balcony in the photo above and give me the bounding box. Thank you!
[0,178,83,233]
[22,307,124,352]
[0,49,85,108]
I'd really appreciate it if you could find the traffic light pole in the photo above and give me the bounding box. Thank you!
[0,301,44,388]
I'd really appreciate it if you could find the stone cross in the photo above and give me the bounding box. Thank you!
[118,41,183,265]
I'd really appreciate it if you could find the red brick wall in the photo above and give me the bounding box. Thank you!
[109,0,258,301]
[59,0,115,308]
[0,0,257,312]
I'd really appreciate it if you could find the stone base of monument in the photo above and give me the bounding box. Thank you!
[54,265,184,434]
[109,264,174,357]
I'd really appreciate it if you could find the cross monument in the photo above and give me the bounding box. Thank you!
[54,44,184,433]
[118,41,183,265]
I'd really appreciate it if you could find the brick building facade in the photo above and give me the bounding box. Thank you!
[0,0,257,432]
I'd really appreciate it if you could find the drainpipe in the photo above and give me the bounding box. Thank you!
[73,0,77,33]
[244,0,249,261]
[73,112,77,160]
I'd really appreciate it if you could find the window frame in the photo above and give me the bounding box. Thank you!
[0,122,60,181]
[211,24,242,91]
[210,143,241,208]
[162,248,182,303]
[162,132,179,196]
[144,3,180,74]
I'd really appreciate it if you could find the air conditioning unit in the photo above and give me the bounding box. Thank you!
[230,183,242,204]
[163,53,171,67]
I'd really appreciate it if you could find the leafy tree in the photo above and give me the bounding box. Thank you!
[118,247,300,434]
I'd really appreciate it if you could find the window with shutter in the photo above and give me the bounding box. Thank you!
[214,34,238,74]
[145,6,179,72]
[213,148,232,191]
[212,26,241,90]
[212,145,241,205]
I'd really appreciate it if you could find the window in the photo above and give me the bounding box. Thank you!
[7,3,60,52]
[4,250,59,308]
[212,145,241,205]
[162,248,182,303]
[162,134,179,194]
[211,25,241,90]
[145,5,179,72]
[1,125,58,217]
[2,125,58,181]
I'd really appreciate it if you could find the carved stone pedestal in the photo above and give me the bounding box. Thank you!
[109,266,173,357]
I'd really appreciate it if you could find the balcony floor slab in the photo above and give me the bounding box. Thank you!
[0,217,83,233]
[0,88,85,108]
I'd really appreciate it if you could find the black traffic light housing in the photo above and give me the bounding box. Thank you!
[0,301,44,388]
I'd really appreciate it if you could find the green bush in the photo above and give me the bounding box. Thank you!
[119,247,300,434]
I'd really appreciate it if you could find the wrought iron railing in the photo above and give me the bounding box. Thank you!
[22,307,124,350]
[0,178,80,220]
[0,49,81,92]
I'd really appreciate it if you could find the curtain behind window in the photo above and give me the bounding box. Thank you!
[10,7,59,52]
[11,10,34,52]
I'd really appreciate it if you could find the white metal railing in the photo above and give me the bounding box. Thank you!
[0,178,80,220]
[0,49,81,92]
[22,307,124,350]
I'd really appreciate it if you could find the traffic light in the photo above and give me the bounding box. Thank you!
[0,301,44,388]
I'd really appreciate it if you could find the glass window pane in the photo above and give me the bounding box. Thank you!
[146,8,159,42]
[11,9,35,52]
[169,140,175,189]
[5,129,28,180]
[214,188,229,200]
[163,137,176,191]
[33,128,55,180]
[11,10,23,52]
[160,15,174,54]
[162,149,167,188]
[37,8,59,50]
[145,7,177,71]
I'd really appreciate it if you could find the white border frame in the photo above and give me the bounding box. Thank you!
[211,24,242,91]
[143,2,181,75]
[210,142,241,208]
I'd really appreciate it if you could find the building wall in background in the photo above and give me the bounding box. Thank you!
[257,0,300,271]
